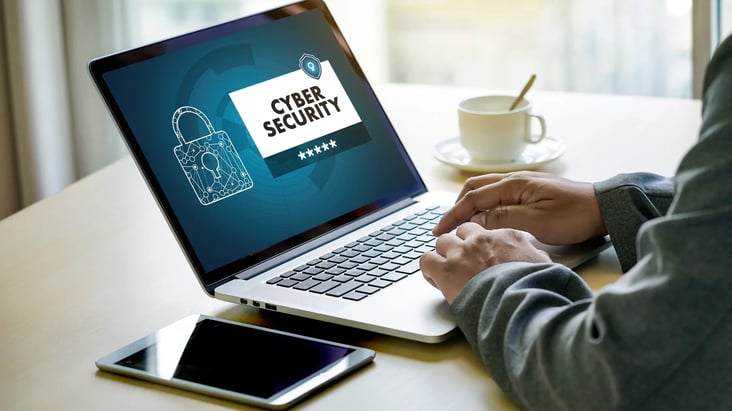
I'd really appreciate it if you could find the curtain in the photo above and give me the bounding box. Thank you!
[0,0,130,220]
[0,3,20,218]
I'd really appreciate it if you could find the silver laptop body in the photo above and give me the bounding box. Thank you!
[89,0,608,343]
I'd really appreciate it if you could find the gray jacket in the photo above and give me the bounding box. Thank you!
[450,35,732,410]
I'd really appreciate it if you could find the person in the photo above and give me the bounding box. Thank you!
[419,33,732,411]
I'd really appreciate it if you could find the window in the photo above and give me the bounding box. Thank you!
[124,0,709,98]
[385,0,692,97]
[722,0,732,38]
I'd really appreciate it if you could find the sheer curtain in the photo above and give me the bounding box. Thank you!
[0,0,130,220]
[0,0,386,220]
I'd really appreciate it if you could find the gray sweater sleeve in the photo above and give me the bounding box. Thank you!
[594,173,674,272]
[450,34,732,411]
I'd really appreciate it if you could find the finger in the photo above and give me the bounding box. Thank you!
[473,204,540,232]
[434,233,462,256]
[432,191,497,235]
[455,173,509,201]
[419,251,445,289]
[454,171,544,201]
[433,179,523,235]
[454,222,486,239]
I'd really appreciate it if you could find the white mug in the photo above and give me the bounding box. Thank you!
[458,95,546,163]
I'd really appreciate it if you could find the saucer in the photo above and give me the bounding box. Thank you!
[432,136,566,173]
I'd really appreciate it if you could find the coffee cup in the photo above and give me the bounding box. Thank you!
[457,95,546,163]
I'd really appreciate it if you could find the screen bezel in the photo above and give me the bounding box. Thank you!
[95,315,375,409]
[87,0,426,294]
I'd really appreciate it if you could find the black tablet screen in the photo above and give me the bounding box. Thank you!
[116,318,352,398]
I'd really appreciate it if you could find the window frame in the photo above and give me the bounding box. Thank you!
[692,0,721,98]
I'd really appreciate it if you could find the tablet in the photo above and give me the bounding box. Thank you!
[96,315,375,409]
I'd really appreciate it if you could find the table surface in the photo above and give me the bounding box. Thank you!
[0,83,701,411]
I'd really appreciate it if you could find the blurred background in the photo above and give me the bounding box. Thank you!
[1,0,731,220]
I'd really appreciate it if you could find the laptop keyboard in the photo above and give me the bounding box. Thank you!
[266,205,448,301]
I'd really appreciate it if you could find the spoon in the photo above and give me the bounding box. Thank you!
[509,74,536,111]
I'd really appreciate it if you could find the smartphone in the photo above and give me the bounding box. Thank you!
[96,315,375,409]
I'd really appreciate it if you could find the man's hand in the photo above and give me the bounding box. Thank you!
[432,171,607,245]
[420,223,551,304]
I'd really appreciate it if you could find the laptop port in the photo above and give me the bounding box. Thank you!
[265,303,277,311]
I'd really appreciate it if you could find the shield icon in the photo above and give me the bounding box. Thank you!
[299,53,322,79]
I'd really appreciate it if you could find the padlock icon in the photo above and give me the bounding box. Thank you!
[172,105,253,206]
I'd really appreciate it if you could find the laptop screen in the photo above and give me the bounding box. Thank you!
[89,1,425,291]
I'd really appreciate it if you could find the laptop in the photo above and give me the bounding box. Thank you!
[89,0,608,343]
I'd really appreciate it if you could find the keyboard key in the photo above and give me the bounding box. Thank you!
[313,273,334,281]
[370,257,389,266]
[379,262,400,271]
[338,261,358,270]
[391,256,412,266]
[332,274,353,283]
[349,256,369,264]
[404,250,423,260]
[387,238,407,246]
[386,227,407,236]
[361,250,381,258]
[326,255,348,264]
[417,234,436,243]
[275,278,298,288]
[367,268,389,277]
[357,262,377,271]
[303,266,324,275]
[382,272,407,282]
[326,281,362,297]
[356,285,380,295]
[405,240,422,248]
[309,280,341,294]
[344,268,366,277]
[354,274,376,283]
[396,260,421,274]
[401,222,418,231]
[369,279,392,288]
[395,234,416,242]
[374,233,394,242]
[380,252,401,261]
[339,249,360,258]
[374,240,404,253]
[315,260,337,270]
[352,244,370,252]
[343,291,368,301]
[363,238,382,247]
[291,272,313,281]
[293,278,322,291]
